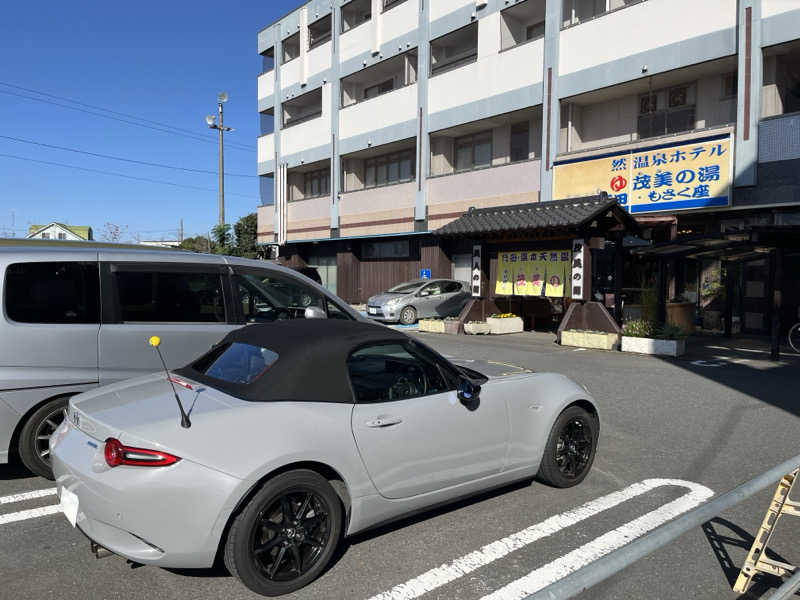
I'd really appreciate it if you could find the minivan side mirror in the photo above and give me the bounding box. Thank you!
[457,377,481,410]
[304,306,327,319]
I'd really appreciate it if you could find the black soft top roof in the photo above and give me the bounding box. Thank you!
[175,319,412,403]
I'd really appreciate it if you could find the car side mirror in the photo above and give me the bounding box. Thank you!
[304,306,327,319]
[419,290,430,297]
[457,377,480,410]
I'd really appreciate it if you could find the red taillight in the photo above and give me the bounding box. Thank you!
[103,438,180,468]
[168,376,193,390]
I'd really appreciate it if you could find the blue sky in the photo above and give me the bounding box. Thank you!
[0,1,293,242]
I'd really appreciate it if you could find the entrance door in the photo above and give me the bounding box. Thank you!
[452,253,471,285]
[741,259,769,334]
[349,341,508,499]
[307,254,338,295]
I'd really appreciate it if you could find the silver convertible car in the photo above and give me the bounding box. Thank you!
[50,320,599,596]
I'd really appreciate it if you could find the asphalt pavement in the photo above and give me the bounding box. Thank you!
[2,331,799,600]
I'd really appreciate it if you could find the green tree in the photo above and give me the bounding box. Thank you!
[233,212,258,258]
[179,235,214,253]
[211,223,233,255]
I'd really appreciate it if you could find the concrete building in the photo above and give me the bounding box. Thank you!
[256,0,800,333]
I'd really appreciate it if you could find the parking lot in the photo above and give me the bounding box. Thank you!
[2,331,799,600]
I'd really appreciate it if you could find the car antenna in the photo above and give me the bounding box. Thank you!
[148,336,191,428]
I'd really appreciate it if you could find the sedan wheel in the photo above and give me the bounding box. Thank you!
[536,405,598,488]
[225,469,342,596]
[19,396,69,479]
[399,306,417,325]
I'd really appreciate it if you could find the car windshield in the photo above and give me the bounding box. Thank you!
[203,343,279,385]
[387,281,423,293]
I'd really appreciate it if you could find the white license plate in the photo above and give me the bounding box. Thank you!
[59,487,79,527]
[368,307,377,315]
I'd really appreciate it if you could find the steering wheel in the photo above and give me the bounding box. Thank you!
[274,308,291,320]
[389,376,417,401]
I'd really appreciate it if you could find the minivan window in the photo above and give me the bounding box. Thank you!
[114,270,226,323]
[5,262,100,324]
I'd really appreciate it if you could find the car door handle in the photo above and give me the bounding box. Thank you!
[365,416,403,428]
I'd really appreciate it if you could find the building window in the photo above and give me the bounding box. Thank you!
[282,33,300,64]
[510,122,530,162]
[364,150,415,188]
[363,239,410,259]
[303,169,330,199]
[282,87,323,128]
[722,72,737,99]
[637,84,696,140]
[455,131,492,172]
[501,0,546,50]
[562,0,644,28]
[308,14,332,49]
[57,233,67,240]
[259,111,274,136]
[341,0,371,32]
[260,47,275,73]
[430,23,478,76]
[364,79,394,100]
[383,0,409,10]
[41,232,50,239]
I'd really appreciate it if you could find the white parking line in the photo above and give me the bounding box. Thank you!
[367,479,712,600]
[0,504,61,526]
[480,481,713,600]
[0,488,57,505]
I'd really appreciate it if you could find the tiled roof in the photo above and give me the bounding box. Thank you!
[436,195,634,236]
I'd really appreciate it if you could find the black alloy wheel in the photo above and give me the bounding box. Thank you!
[19,396,69,479]
[536,405,598,488]
[252,490,331,581]
[225,469,343,596]
[554,417,592,479]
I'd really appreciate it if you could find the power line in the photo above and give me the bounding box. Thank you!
[0,134,256,178]
[0,152,257,199]
[0,89,255,152]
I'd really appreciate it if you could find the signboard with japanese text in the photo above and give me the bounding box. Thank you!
[471,245,482,297]
[571,239,588,300]
[495,250,571,297]
[553,132,733,214]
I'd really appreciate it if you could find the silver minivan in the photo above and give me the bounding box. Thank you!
[0,241,361,478]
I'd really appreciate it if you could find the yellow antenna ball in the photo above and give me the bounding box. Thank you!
[148,336,161,348]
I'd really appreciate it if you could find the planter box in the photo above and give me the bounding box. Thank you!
[418,319,445,333]
[487,316,524,335]
[464,322,491,335]
[666,301,695,334]
[621,336,685,357]
[561,330,618,350]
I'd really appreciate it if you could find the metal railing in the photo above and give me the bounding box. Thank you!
[527,453,800,600]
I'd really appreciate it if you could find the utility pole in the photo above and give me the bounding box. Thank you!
[206,92,233,226]
[179,218,183,243]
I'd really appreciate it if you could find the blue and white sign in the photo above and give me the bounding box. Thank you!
[419,268,431,280]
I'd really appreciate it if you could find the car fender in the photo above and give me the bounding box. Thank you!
[490,373,597,472]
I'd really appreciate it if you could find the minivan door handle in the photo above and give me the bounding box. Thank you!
[365,416,403,428]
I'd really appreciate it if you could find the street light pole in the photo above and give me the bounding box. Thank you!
[206,92,232,227]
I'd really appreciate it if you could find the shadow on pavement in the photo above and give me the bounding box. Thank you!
[0,458,35,481]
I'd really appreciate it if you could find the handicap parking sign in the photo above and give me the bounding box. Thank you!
[419,268,431,279]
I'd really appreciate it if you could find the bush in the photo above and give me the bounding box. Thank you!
[622,319,654,338]
[654,322,687,340]
[489,313,518,319]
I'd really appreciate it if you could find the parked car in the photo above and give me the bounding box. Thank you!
[50,319,599,596]
[366,278,470,324]
[0,240,361,479]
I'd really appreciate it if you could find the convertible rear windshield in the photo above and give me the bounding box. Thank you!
[196,342,279,385]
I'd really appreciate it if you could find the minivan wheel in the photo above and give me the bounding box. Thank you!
[224,469,343,596]
[399,306,417,325]
[19,397,68,480]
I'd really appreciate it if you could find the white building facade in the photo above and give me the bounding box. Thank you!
[256,0,800,305]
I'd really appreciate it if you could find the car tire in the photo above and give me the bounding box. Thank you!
[224,469,343,596]
[19,396,69,480]
[536,405,598,488]
[399,306,417,325]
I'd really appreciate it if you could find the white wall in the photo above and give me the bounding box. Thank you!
[281,57,301,90]
[307,41,332,79]
[340,83,417,141]
[340,16,372,65]
[258,71,274,101]
[559,0,736,77]
[257,133,275,165]
[762,0,799,18]
[382,0,418,42]
[281,85,331,157]
[430,0,473,23]
[429,35,543,115]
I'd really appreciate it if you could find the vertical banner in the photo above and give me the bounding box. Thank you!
[495,252,513,296]
[546,250,570,297]
[571,239,587,300]
[530,253,544,296]
[471,245,482,297]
